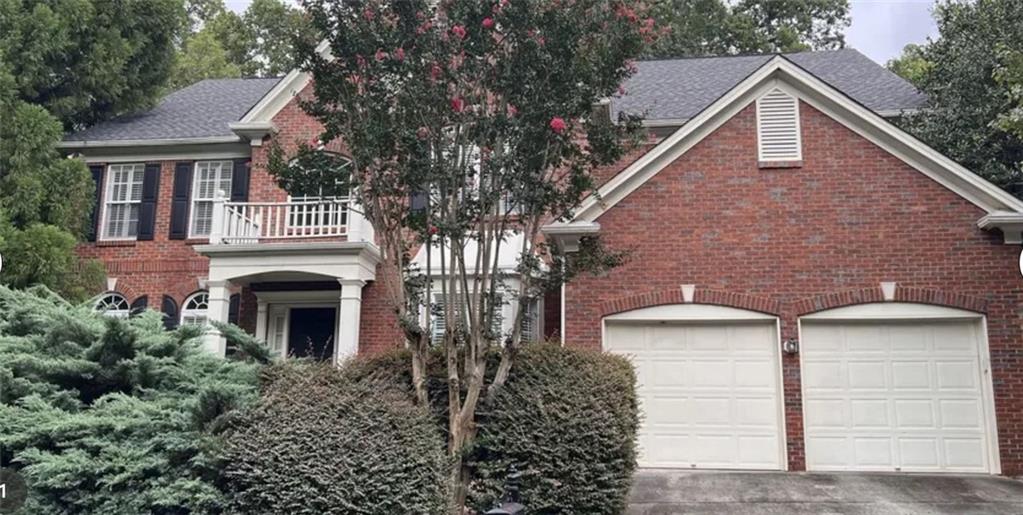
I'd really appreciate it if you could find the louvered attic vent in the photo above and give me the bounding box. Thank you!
[756,88,802,162]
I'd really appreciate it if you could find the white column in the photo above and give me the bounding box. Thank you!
[346,197,374,243]
[203,280,231,356]
[336,279,366,364]
[209,189,227,244]
[255,300,269,342]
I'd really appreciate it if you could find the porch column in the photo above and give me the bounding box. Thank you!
[204,280,231,356]
[336,279,366,363]
[255,300,269,342]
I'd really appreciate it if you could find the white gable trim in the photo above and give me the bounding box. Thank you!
[574,56,1023,226]
[239,41,331,124]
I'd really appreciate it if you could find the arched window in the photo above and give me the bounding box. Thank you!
[181,292,210,326]
[95,293,130,318]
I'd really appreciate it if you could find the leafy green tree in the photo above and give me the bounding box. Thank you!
[899,0,1023,196]
[168,28,243,91]
[994,45,1023,140]
[0,0,186,130]
[646,0,849,58]
[0,286,268,513]
[887,43,932,87]
[282,0,649,509]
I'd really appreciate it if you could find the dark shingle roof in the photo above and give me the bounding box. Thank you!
[65,77,282,142]
[612,48,926,123]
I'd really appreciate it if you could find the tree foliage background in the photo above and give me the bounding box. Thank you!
[887,0,1023,197]
[645,0,850,58]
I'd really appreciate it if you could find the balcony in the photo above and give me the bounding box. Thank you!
[209,194,367,245]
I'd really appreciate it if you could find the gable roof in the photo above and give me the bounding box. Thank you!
[571,55,1023,228]
[613,49,926,124]
[63,77,281,145]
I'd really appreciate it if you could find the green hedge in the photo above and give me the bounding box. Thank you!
[0,286,264,514]
[350,344,639,514]
[220,362,449,514]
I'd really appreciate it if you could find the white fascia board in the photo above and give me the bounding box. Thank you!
[978,211,1023,244]
[574,56,1023,223]
[541,221,601,252]
[239,40,332,124]
[229,121,278,147]
[59,135,243,149]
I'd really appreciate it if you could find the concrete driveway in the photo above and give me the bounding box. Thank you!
[628,469,1023,514]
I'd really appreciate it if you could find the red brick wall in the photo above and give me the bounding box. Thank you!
[76,84,403,355]
[563,101,1023,474]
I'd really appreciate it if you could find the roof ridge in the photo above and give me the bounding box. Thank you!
[634,48,851,64]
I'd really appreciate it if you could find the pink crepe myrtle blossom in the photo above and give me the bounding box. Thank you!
[549,117,567,133]
[375,49,388,62]
[451,97,465,113]
[395,47,406,61]
[482,17,495,29]
[506,104,518,117]
[451,25,467,40]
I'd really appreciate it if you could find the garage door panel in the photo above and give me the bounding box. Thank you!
[936,362,978,389]
[802,319,993,473]
[851,399,890,428]
[892,361,930,388]
[607,320,783,470]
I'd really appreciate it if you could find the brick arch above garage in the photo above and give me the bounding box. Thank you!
[793,286,988,316]
[600,288,782,318]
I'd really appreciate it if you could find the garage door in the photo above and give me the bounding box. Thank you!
[801,317,994,473]
[606,318,784,470]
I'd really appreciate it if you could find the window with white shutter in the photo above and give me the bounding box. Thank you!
[756,88,802,162]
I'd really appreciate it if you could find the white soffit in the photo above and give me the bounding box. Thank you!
[573,56,1023,223]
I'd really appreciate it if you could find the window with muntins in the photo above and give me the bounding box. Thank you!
[95,293,130,318]
[190,161,234,237]
[181,292,210,326]
[756,88,802,162]
[102,163,145,239]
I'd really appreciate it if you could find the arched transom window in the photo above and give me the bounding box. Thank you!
[181,292,210,326]
[95,293,130,318]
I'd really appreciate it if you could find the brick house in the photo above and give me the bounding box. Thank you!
[63,49,1023,476]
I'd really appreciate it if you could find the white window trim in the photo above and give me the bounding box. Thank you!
[98,163,146,241]
[188,160,235,239]
[181,291,210,326]
[756,86,803,162]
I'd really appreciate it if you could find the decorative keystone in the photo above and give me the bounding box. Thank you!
[681,284,696,303]
[880,282,897,301]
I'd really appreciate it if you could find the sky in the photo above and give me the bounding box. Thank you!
[225,0,940,66]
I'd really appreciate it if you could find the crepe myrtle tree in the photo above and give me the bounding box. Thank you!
[272,0,656,507]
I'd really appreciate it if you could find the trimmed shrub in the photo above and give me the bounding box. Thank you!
[220,361,449,514]
[349,344,639,514]
[0,286,264,514]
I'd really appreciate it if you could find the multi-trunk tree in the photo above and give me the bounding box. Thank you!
[274,0,654,509]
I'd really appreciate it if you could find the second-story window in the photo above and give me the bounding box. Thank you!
[190,161,234,238]
[102,163,145,240]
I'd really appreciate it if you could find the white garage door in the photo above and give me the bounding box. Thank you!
[801,316,995,473]
[606,318,784,470]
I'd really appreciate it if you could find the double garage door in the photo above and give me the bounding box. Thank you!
[605,305,996,473]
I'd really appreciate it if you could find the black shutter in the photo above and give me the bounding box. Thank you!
[87,164,105,242]
[227,293,241,325]
[410,189,428,212]
[130,295,148,316]
[169,161,193,240]
[230,159,251,202]
[162,295,179,330]
[137,163,161,241]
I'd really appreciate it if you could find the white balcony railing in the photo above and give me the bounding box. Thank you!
[209,191,371,244]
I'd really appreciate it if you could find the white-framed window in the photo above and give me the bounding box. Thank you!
[181,292,210,326]
[520,299,541,342]
[95,293,130,318]
[189,160,234,238]
[101,163,146,240]
[430,291,503,344]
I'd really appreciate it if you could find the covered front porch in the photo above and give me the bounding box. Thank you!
[195,241,380,363]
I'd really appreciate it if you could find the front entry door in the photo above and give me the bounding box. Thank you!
[287,307,337,361]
